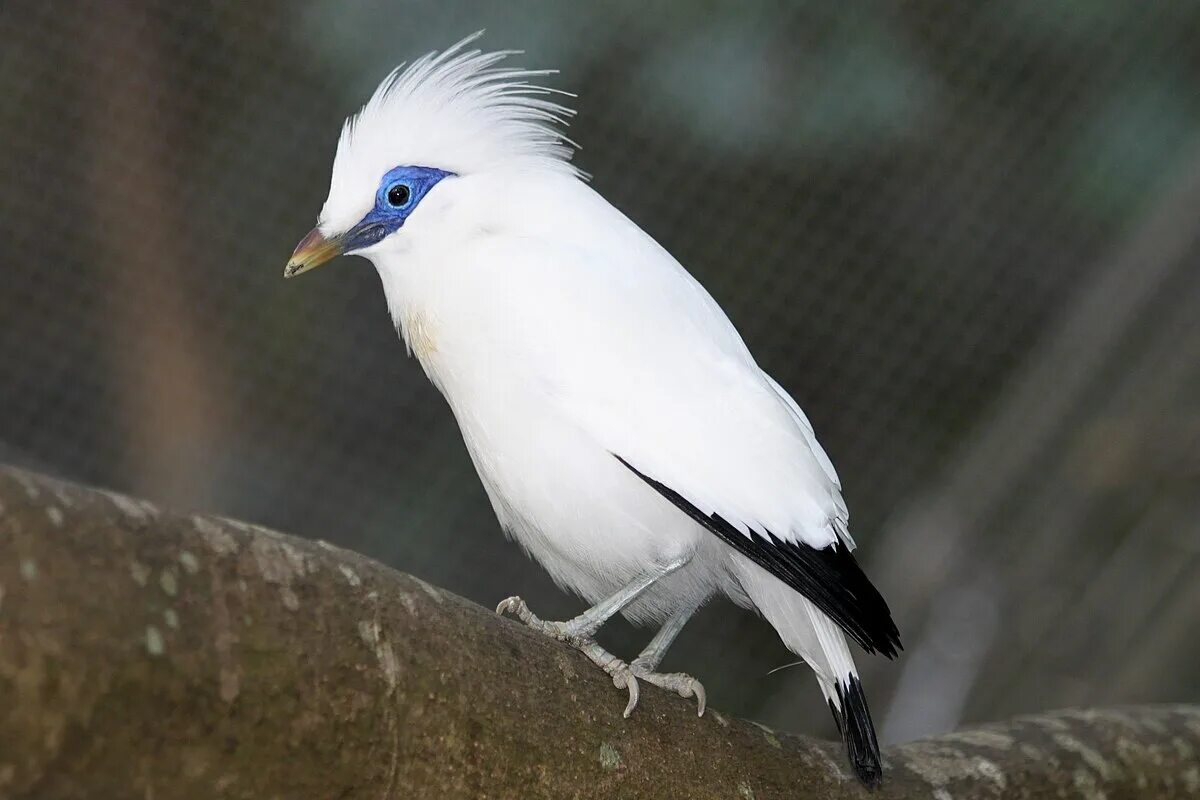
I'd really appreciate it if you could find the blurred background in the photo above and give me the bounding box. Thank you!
[2,0,1199,745]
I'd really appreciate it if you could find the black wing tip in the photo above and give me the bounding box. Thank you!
[829,675,883,789]
[614,454,903,657]
[811,540,903,658]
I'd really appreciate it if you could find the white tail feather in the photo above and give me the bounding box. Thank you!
[732,554,859,706]
[732,553,884,787]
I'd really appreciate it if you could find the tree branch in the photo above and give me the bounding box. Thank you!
[1,465,1197,799]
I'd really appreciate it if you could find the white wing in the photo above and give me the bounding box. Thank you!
[469,205,847,549]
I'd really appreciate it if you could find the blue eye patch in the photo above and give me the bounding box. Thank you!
[342,165,455,253]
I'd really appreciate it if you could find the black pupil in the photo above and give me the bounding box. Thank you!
[387,184,410,207]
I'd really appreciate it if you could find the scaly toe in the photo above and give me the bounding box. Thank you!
[631,666,707,717]
[495,596,557,635]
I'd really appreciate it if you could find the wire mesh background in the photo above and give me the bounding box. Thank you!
[2,0,1199,745]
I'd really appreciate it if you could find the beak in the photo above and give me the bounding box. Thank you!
[284,227,345,278]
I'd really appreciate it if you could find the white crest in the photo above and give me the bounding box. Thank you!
[319,32,580,235]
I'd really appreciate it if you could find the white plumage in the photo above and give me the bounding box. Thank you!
[287,33,900,787]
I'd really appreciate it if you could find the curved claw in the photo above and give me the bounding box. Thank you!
[691,679,707,716]
[495,596,518,615]
[613,669,641,718]
[495,595,526,616]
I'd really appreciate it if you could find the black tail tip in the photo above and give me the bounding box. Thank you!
[828,676,883,789]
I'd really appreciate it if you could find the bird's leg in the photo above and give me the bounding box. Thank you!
[629,601,707,716]
[496,551,692,717]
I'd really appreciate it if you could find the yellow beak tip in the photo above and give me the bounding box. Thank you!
[284,226,341,279]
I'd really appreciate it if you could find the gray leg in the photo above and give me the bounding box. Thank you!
[496,551,692,717]
[630,602,697,672]
[630,601,707,716]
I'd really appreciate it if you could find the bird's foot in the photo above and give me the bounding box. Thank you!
[495,595,582,639]
[496,596,641,717]
[630,658,707,717]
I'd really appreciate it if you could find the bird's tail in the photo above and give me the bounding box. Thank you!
[825,674,882,788]
[732,557,884,788]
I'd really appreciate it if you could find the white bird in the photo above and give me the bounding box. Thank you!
[286,33,900,787]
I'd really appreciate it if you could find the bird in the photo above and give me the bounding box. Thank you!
[285,32,901,787]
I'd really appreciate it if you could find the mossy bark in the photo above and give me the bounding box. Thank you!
[1,465,1198,799]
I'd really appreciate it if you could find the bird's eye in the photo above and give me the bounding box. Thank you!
[386,183,411,208]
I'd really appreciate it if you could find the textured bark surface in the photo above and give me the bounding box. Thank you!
[1,464,1198,799]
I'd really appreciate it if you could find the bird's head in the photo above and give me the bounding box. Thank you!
[285,32,580,278]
